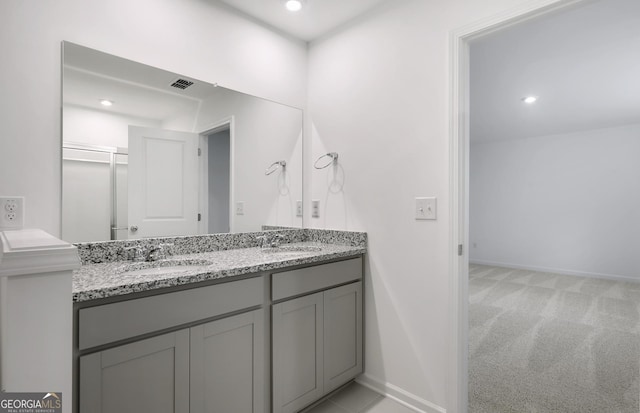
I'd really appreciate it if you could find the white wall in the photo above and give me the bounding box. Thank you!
[470,123,640,280]
[64,104,161,148]
[307,0,538,411]
[0,0,307,237]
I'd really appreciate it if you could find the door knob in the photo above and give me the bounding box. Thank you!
[130,225,138,233]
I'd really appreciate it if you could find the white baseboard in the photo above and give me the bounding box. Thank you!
[355,374,446,413]
[469,259,640,283]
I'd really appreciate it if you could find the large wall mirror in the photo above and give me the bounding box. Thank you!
[62,42,303,243]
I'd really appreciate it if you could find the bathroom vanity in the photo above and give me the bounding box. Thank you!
[72,229,366,413]
[62,43,363,413]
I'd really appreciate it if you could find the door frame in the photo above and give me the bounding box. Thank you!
[198,116,235,234]
[448,0,589,411]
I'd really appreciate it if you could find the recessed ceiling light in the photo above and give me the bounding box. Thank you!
[100,99,113,107]
[285,0,303,12]
[522,96,538,104]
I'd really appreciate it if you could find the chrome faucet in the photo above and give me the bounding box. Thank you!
[125,243,173,262]
[146,245,167,261]
[272,234,283,248]
[148,243,174,261]
[125,246,147,262]
[257,233,283,248]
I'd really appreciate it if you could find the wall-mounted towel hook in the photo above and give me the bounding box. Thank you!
[265,160,286,175]
[314,152,339,169]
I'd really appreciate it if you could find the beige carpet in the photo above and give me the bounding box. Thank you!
[469,264,640,413]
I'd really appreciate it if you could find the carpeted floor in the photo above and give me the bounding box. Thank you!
[469,264,640,413]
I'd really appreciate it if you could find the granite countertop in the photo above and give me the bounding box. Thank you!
[73,242,365,303]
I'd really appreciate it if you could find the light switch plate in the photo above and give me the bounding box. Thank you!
[415,197,436,220]
[296,200,303,217]
[1,196,25,230]
[312,200,320,218]
[235,201,245,216]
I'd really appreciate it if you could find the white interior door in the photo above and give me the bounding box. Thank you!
[128,126,199,239]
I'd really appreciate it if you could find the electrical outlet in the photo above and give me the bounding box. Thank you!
[415,197,436,220]
[235,201,245,216]
[296,200,303,218]
[312,200,320,218]
[1,197,25,229]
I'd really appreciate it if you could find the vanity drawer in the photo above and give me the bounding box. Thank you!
[79,276,263,350]
[272,257,362,301]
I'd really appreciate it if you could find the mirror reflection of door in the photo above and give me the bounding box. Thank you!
[128,126,200,239]
[128,125,233,239]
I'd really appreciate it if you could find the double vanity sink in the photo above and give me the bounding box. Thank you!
[72,229,366,413]
[116,245,324,278]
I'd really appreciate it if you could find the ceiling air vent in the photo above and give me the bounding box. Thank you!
[170,78,194,90]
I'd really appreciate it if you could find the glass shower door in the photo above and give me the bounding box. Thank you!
[62,144,128,243]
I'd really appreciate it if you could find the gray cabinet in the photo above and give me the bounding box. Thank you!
[323,282,363,394]
[77,277,265,413]
[80,309,264,413]
[78,277,263,351]
[272,292,324,413]
[190,309,265,413]
[79,329,190,413]
[272,277,363,413]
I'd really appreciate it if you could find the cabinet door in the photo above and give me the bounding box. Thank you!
[79,329,189,413]
[190,309,265,413]
[272,292,324,413]
[323,282,363,393]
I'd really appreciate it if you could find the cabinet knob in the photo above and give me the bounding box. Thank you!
[130,225,139,233]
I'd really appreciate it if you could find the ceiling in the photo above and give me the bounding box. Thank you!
[63,0,396,116]
[470,0,640,143]
[216,0,390,41]
[63,42,220,121]
[63,67,199,121]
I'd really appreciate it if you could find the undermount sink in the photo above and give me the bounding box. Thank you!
[118,259,212,277]
[263,245,323,254]
[123,265,210,277]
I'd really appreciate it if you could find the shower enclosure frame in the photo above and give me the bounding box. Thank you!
[62,141,128,241]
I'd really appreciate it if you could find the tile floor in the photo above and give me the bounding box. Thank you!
[301,382,416,413]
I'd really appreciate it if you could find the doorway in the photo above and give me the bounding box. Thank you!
[206,127,231,233]
[448,0,640,411]
[199,117,234,234]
